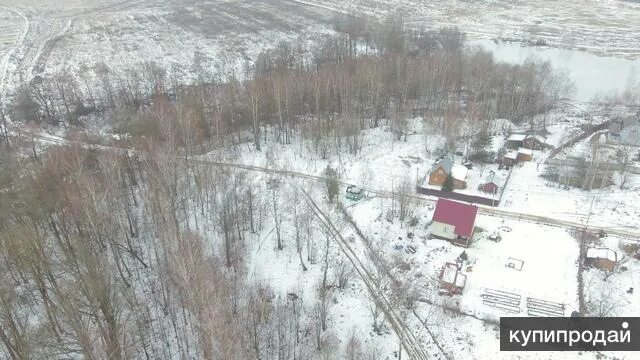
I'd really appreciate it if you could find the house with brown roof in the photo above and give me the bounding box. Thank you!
[428,157,468,189]
[431,199,478,247]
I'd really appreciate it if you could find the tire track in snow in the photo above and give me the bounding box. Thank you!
[300,188,430,360]
[0,6,29,101]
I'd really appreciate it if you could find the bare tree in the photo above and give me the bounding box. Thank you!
[344,327,364,360]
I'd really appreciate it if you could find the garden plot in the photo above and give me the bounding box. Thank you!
[458,216,580,320]
[343,195,581,322]
[339,195,620,359]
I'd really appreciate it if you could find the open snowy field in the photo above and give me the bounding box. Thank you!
[2,0,640,103]
[0,0,338,99]
[0,10,22,57]
[306,0,640,60]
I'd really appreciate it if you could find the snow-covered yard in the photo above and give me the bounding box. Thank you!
[339,191,631,359]
[502,153,640,231]
[345,198,580,320]
[461,216,580,320]
[583,235,640,317]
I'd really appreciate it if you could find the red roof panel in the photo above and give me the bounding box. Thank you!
[432,199,478,237]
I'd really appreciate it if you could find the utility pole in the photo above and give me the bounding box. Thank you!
[577,194,596,314]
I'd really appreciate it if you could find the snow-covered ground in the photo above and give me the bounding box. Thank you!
[583,234,640,317]
[0,0,339,101]
[347,198,580,318]
[203,110,640,232]
[340,191,637,359]
[501,154,640,231]
[302,0,640,60]
[471,39,640,102]
[2,1,639,358]
[3,0,640,105]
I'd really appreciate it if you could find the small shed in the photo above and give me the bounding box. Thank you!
[586,247,617,272]
[439,262,466,295]
[506,133,527,149]
[478,171,502,194]
[502,151,518,166]
[517,147,533,162]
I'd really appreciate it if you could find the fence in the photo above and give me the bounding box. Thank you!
[415,185,500,206]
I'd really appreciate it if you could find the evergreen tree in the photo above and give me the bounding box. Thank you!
[325,166,339,202]
[442,173,454,192]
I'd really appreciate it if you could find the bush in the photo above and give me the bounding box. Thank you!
[468,150,495,164]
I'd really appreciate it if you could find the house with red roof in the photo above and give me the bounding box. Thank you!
[431,199,478,247]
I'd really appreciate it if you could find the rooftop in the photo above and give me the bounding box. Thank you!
[507,134,527,142]
[586,247,617,262]
[430,157,468,181]
[432,199,478,238]
[451,164,468,181]
[441,262,467,288]
[517,147,534,156]
[504,151,518,159]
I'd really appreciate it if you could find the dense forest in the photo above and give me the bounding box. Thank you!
[0,15,573,359]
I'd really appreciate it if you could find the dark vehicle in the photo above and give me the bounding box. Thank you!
[346,185,364,201]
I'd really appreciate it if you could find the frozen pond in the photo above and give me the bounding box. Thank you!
[471,39,640,102]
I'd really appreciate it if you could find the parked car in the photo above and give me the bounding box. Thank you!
[345,185,364,201]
